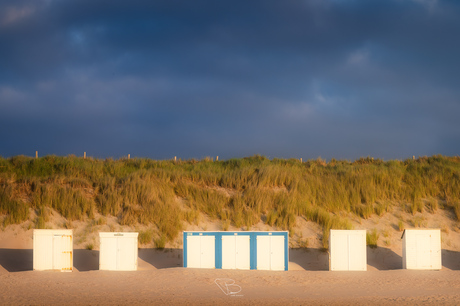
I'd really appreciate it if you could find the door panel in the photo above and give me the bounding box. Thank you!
[186,236,202,268]
[257,236,270,270]
[118,238,137,271]
[200,236,215,269]
[348,234,365,271]
[235,236,250,270]
[332,234,349,271]
[53,235,61,270]
[270,236,285,271]
[222,236,236,269]
[100,237,118,270]
[416,234,431,268]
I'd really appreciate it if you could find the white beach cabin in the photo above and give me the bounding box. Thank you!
[329,229,367,271]
[99,232,138,271]
[33,229,73,272]
[183,231,288,271]
[402,229,441,270]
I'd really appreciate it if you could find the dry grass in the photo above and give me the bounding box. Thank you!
[0,154,460,247]
[367,229,379,248]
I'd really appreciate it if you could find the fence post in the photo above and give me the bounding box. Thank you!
[35,151,38,159]
[216,156,219,161]
[84,152,86,159]
[174,156,177,162]
[300,158,302,163]
[128,154,130,160]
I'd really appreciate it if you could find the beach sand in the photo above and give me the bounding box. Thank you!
[1,246,460,305]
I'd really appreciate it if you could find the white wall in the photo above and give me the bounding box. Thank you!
[402,229,441,270]
[221,235,250,270]
[186,235,215,269]
[33,229,73,272]
[330,230,367,271]
[99,232,138,271]
[256,235,285,271]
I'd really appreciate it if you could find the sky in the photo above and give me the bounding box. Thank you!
[1,0,459,161]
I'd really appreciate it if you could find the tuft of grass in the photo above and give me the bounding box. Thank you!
[398,219,404,232]
[96,217,106,225]
[412,216,427,228]
[427,198,438,213]
[410,199,424,215]
[221,219,230,231]
[184,209,200,225]
[366,229,379,248]
[154,235,166,249]
[35,216,46,229]
[85,243,94,250]
[452,202,460,221]
[138,229,153,245]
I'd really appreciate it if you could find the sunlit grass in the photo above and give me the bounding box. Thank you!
[0,154,459,247]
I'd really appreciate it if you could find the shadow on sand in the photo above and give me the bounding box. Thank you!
[289,248,329,271]
[73,249,99,272]
[367,246,402,270]
[442,249,460,270]
[0,249,33,272]
[138,248,183,269]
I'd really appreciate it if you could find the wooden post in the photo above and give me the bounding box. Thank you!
[84,152,86,159]
[413,156,415,160]
[300,158,302,163]
[174,156,177,162]
[216,156,219,161]
[128,154,130,160]
[35,151,38,159]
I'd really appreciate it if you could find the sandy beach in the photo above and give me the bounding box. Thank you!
[1,246,460,305]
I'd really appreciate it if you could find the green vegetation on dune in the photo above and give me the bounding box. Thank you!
[1,154,460,248]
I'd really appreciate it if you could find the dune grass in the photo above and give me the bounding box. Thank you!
[0,154,460,247]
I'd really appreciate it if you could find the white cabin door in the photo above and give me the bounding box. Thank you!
[100,237,118,270]
[222,235,250,270]
[222,236,236,269]
[348,233,365,271]
[257,235,284,270]
[332,234,349,271]
[270,236,285,271]
[186,236,201,268]
[118,237,137,271]
[186,235,215,268]
[199,236,215,269]
[235,235,250,270]
[53,235,61,270]
[35,235,53,270]
[416,234,431,268]
[256,236,270,270]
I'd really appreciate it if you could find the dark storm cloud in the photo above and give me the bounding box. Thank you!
[1,0,459,160]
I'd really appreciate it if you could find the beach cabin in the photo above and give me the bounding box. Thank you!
[183,231,288,271]
[402,229,441,270]
[33,229,73,272]
[99,232,138,271]
[329,229,367,271]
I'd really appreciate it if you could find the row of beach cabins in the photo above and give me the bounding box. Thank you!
[32,228,441,272]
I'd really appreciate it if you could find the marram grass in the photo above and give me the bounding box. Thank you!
[1,154,460,247]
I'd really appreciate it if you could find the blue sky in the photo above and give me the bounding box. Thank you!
[1,0,459,160]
